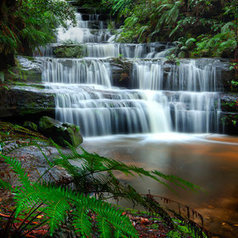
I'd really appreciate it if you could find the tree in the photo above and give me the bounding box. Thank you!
[0,0,75,70]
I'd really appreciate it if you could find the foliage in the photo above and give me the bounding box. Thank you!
[0,121,48,156]
[0,154,138,237]
[166,54,180,64]
[191,22,237,57]
[53,45,83,58]
[0,0,75,65]
[0,122,208,237]
[102,0,134,15]
[106,0,237,58]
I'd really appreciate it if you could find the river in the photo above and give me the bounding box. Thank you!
[32,7,238,237]
[82,133,238,237]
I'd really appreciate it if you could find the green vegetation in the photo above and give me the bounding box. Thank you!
[0,0,237,70]
[0,155,138,237]
[53,45,84,58]
[0,0,75,69]
[0,123,207,237]
[104,0,237,58]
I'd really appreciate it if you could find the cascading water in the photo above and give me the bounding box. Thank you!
[42,58,112,86]
[38,9,226,136]
[132,59,222,91]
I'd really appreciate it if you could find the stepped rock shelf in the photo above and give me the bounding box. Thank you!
[1,9,237,135]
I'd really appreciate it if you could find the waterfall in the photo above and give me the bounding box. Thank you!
[53,86,171,136]
[37,9,227,137]
[57,13,112,43]
[41,58,112,87]
[133,59,221,91]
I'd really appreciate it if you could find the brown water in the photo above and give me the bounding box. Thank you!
[82,133,238,238]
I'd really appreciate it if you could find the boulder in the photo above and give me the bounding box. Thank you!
[53,45,83,58]
[110,58,132,88]
[39,116,83,147]
[23,121,38,131]
[0,86,55,119]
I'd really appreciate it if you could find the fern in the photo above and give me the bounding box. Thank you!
[73,209,92,237]
[0,154,138,237]
[0,178,12,191]
[39,142,203,235]
[0,128,202,237]
[2,154,31,189]
[51,143,200,193]
[104,0,134,15]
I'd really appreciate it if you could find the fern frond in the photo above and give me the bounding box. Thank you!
[68,191,137,237]
[0,178,12,191]
[46,197,70,235]
[73,209,92,237]
[152,171,200,191]
[15,187,42,217]
[97,216,112,238]
[0,155,31,188]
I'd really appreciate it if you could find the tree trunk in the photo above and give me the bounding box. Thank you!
[0,53,15,70]
[0,0,18,69]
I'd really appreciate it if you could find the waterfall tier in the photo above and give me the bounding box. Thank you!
[41,58,112,87]
[36,10,228,136]
[133,59,223,91]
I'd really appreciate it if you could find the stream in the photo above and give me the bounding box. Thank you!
[32,8,238,237]
[82,134,238,238]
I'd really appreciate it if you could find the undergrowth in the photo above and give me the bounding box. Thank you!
[0,122,209,237]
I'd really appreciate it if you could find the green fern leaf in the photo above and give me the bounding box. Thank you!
[97,216,112,238]
[73,209,92,237]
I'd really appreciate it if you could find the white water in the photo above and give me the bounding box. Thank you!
[133,59,221,91]
[57,13,111,43]
[41,58,112,86]
[37,11,228,137]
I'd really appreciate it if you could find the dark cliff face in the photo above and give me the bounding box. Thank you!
[0,87,55,122]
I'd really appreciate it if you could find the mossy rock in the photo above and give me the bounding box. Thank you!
[178,51,186,58]
[23,121,38,131]
[53,45,84,58]
[39,116,83,147]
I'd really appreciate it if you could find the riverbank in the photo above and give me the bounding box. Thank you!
[0,123,210,238]
[82,133,238,238]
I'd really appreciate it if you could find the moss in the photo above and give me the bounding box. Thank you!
[9,81,45,89]
[5,65,42,83]
[23,121,38,131]
[39,116,83,147]
[53,45,84,58]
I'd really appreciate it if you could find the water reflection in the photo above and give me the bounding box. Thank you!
[82,133,238,238]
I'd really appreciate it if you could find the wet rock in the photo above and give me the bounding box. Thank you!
[0,87,55,119]
[39,116,83,147]
[220,112,238,135]
[221,68,237,92]
[53,45,83,58]
[5,56,43,83]
[1,144,72,186]
[23,121,38,131]
[110,58,132,88]
[221,94,238,113]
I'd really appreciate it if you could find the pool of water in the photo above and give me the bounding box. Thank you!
[82,133,238,238]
